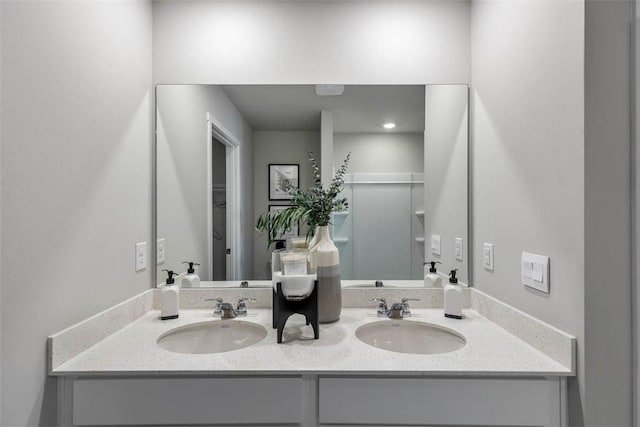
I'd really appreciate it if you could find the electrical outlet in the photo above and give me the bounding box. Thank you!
[455,238,463,261]
[483,243,494,271]
[431,234,441,256]
[135,242,147,272]
[157,238,166,265]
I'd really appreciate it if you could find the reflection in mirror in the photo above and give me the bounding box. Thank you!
[155,85,468,287]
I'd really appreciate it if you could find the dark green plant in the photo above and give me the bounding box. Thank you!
[256,152,350,247]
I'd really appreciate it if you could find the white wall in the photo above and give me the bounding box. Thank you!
[0,1,153,425]
[156,85,254,282]
[153,0,470,85]
[425,85,468,283]
[252,131,320,279]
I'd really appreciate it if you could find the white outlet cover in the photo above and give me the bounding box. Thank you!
[135,242,147,272]
[455,238,463,261]
[483,243,494,271]
[157,238,166,265]
[521,251,550,293]
[431,234,441,256]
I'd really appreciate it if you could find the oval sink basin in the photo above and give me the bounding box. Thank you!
[355,320,466,355]
[157,320,268,354]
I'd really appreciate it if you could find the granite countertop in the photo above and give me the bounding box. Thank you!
[50,307,572,377]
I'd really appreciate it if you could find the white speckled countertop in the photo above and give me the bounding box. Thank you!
[50,307,572,377]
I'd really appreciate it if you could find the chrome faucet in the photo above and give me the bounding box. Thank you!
[219,302,238,319]
[375,280,384,287]
[388,303,404,319]
[369,297,420,319]
[240,281,249,288]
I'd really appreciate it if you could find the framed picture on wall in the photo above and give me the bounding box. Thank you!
[269,164,299,200]
[268,205,299,238]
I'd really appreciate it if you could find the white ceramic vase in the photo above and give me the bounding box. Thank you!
[310,225,342,323]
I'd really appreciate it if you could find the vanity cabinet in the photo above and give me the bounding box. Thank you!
[318,377,564,426]
[58,375,566,427]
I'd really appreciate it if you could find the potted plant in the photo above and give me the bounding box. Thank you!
[256,151,350,323]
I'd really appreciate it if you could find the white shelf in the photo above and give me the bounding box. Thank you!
[415,210,425,217]
[415,237,425,244]
[333,237,349,245]
[333,211,349,217]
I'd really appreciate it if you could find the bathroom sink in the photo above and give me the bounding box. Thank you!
[355,320,466,355]
[157,320,268,354]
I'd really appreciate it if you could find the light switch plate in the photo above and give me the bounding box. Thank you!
[431,234,441,256]
[157,238,166,265]
[521,251,550,293]
[455,238,463,261]
[135,242,147,272]
[483,243,494,271]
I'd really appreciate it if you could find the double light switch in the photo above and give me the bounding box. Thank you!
[521,251,550,293]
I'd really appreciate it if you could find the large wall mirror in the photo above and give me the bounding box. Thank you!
[155,84,468,288]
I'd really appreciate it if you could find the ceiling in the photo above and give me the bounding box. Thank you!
[221,85,425,133]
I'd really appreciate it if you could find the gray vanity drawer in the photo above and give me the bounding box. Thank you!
[318,377,561,426]
[73,377,304,426]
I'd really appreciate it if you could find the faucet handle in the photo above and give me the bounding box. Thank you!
[236,297,256,316]
[205,297,224,316]
[368,298,388,316]
[400,298,420,316]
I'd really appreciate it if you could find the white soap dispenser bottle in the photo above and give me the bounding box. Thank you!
[444,269,463,319]
[161,269,179,320]
[181,261,201,288]
[423,261,443,287]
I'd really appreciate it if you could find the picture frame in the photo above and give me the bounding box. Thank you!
[269,205,299,238]
[269,164,299,200]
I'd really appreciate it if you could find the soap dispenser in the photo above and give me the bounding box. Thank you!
[161,269,179,320]
[181,261,201,288]
[423,261,443,287]
[444,269,463,319]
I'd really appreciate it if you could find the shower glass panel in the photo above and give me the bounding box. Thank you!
[333,173,424,280]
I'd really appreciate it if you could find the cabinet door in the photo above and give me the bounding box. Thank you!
[73,377,304,426]
[319,377,561,426]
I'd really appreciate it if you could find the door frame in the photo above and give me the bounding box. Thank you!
[207,112,241,280]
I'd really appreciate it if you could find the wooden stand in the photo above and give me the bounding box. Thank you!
[272,280,319,344]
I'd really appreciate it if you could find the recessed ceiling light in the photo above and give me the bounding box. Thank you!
[383,122,396,129]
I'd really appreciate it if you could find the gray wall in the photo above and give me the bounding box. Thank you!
[156,85,254,282]
[153,0,471,85]
[470,0,585,421]
[471,0,633,425]
[584,0,633,425]
[0,1,153,425]
[253,131,320,279]
[333,133,424,174]
[425,85,468,283]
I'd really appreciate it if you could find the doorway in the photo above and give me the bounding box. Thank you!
[207,113,241,281]
[211,136,227,280]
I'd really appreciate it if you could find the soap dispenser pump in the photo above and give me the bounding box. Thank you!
[423,261,443,287]
[444,269,462,319]
[181,261,201,288]
[161,269,179,320]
